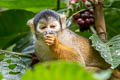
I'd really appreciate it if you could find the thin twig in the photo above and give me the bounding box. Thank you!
[57,0,60,10]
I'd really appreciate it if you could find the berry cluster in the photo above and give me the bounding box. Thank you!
[72,0,95,31]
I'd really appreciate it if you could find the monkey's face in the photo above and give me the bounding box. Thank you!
[27,9,67,38]
[36,17,61,34]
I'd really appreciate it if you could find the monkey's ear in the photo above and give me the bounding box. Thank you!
[59,14,66,29]
[27,18,35,33]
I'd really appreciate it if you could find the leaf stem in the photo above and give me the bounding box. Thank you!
[90,26,97,34]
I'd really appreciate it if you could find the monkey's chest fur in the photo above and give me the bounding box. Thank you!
[35,29,109,69]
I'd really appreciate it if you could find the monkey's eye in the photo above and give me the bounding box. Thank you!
[50,25,56,28]
[41,26,46,29]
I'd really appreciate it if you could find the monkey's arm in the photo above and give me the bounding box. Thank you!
[45,34,85,64]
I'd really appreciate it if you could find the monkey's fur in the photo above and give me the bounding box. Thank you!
[27,9,110,72]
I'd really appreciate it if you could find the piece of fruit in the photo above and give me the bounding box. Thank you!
[89,14,94,18]
[85,18,91,24]
[89,8,94,13]
[81,13,89,19]
[89,18,94,24]
[77,18,85,25]
[84,11,90,15]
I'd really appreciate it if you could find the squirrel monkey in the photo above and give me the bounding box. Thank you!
[27,9,110,71]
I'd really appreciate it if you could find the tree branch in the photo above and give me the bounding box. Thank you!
[94,3,107,41]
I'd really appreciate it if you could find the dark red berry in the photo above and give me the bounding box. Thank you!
[84,11,90,15]
[89,9,94,13]
[89,18,94,24]
[89,14,94,18]
[73,13,81,19]
[81,13,89,19]
[85,1,91,7]
[77,18,85,25]
[85,18,91,24]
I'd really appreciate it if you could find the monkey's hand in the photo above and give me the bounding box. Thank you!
[44,34,58,46]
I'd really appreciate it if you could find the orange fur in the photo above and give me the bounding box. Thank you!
[45,34,81,62]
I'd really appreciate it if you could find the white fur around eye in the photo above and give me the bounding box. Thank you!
[49,21,61,32]
[36,24,45,33]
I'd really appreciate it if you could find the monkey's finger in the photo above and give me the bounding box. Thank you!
[46,43,52,46]
[46,42,54,46]
[45,37,55,41]
[45,34,55,38]
[45,40,54,44]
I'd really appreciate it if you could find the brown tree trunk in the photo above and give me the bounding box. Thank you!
[94,3,107,41]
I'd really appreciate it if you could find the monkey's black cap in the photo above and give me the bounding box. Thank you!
[33,9,61,29]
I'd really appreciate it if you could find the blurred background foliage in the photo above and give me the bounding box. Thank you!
[0,0,120,80]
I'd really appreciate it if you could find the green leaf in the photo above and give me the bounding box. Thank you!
[0,73,3,80]
[110,0,120,9]
[90,34,120,69]
[104,0,120,9]
[94,69,112,80]
[0,0,66,12]
[21,61,97,80]
[6,59,12,64]
[8,64,17,70]
[9,71,20,75]
[13,33,35,53]
[0,9,35,49]
[0,50,32,80]
[0,54,5,61]
[104,8,120,39]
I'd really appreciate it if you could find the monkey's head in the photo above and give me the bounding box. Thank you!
[27,9,66,38]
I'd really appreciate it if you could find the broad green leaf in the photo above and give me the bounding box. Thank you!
[90,34,120,69]
[104,8,120,39]
[21,61,97,80]
[0,9,35,49]
[0,50,32,80]
[0,0,66,12]
[104,0,114,6]
[110,0,120,9]
[104,0,120,9]
[13,33,35,54]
